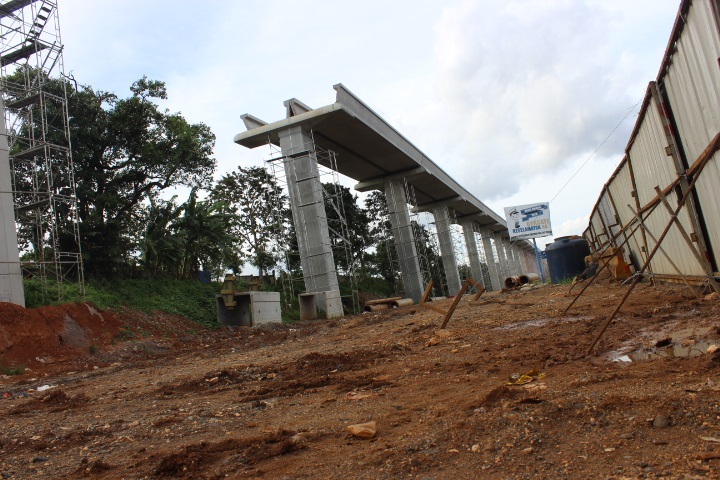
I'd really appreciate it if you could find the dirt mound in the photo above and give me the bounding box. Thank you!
[0,302,123,369]
[2,282,720,478]
[0,302,219,373]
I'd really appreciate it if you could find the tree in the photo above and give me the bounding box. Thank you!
[7,72,217,277]
[210,166,285,279]
[137,196,183,278]
[172,189,238,280]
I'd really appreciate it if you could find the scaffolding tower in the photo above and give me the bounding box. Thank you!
[0,0,83,300]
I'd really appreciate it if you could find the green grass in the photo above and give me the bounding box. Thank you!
[24,278,222,328]
[1,364,25,375]
[22,274,404,328]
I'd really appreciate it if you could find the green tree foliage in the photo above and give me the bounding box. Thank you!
[7,72,217,277]
[138,190,238,280]
[210,166,285,279]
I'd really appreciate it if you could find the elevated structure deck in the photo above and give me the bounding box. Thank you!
[235,84,527,246]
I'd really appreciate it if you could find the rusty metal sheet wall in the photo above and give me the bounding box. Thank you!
[662,0,720,269]
[597,191,616,235]
[607,160,645,267]
[627,96,705,276]
[589,209,607,247]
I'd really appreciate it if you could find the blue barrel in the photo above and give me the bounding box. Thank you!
[545,236,590,284]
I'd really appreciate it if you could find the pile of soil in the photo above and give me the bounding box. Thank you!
[0,302,123,369]
[0,302,218,374]
[1,281,719,479]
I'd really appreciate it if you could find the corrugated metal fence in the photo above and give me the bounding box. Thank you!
[584,0,720,284]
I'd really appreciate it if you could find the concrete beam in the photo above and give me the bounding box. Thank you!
[416,196,463,213]
[241,114,268,131]
[284,98,313,118]
[353,166,425,192]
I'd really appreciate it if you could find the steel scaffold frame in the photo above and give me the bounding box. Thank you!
[0,0,84,301]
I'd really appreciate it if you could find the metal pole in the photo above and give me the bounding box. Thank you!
[533,238,545,283]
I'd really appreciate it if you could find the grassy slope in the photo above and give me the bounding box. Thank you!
[23,278,221,327]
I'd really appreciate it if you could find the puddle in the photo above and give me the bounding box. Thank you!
[612,326,720,362]
[493,316,591,331]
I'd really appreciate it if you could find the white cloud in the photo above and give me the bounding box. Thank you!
[429,0,678,201]
[53,0,680,245]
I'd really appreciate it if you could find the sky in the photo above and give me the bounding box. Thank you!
[59,0,681,252]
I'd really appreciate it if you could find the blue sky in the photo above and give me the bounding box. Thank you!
[59,0,681,249]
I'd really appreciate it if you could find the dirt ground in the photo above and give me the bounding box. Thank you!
[1,278,720,479]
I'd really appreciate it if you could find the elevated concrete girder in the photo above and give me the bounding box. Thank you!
[354,166,425,192]
[234,84,536,302]
[415,196,463,213]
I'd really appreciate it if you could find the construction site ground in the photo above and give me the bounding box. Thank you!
[2,279,720,479]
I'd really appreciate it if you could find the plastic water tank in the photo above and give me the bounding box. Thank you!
[545,236,590,284]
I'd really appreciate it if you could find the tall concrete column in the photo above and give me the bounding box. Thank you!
[432,207,462,295]
[501,239,518,277]
[508,242,522,274]
[384,180,424,302]
[479,228,501,291]
[279,126,342,318]
[0,98,24,306]
[496,237,511,280]
[461,220,484,288]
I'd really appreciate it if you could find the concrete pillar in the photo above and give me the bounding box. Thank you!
[496,237,510,280]
[0,97,24,306]
[509,242,522,275]
[461,220,484,288]
[432,207,462,295]
[279,126,342,318]
[384,180,424,302]
[502,239,519,277]
[479,228,501,291]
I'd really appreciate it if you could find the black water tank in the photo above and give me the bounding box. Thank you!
[545,236,590,284]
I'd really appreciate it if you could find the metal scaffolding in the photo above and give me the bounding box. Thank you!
[266,135,359,314]
[0,0,83,301]
[404,181,447,297]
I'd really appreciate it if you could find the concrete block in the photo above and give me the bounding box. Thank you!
[249,292,281,325]
[317,290,344,318]
[216,292,281,327]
